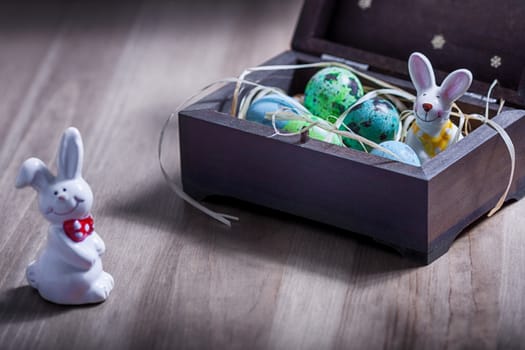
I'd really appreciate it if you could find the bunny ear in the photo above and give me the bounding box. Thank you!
[57,127,84,180]
[408,52,436,92]
[16,158,54,192]
[440,69,473,105]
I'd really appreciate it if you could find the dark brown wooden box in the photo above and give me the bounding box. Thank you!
[178,0,525,263]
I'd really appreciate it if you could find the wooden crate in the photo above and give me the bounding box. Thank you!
[179,0,525,263]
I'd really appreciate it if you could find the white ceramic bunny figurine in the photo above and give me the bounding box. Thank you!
[406,52,473,163]
[16,127,113,305]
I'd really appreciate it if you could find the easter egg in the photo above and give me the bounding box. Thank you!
[339,97,400,151]
[246,94,342,146]
[371,141,421,167]
[304,67,364,119]
[246,93,309,129]
[282,116,343,146]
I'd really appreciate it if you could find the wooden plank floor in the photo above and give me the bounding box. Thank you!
[1,1,524,349]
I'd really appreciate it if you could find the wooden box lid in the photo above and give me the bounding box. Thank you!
[292,0,525,107]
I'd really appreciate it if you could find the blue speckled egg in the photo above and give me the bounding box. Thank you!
[246,94,342,146]
[246,94,309,129]
[304,67,364,119]
[371,141,421,167]
[339,97,400,151]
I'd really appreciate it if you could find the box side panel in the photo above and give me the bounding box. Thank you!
[428,110,525,254]
[179,112,429,253]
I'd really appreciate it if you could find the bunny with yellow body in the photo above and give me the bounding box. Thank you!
[406,52,473,163]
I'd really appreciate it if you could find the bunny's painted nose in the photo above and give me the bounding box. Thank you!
[423,103,433,112]
[58,195,66,201]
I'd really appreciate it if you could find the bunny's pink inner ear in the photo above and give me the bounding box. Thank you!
[408,52,436,92]
[440,69,473,104]
[57,127,84,180]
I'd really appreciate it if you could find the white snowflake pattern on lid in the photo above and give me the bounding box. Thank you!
[490,55,502,68]
[431,34,446,50]
[358,0,372,10]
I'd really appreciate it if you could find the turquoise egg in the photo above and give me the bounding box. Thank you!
[371,141,421,167]
[340,97,400,151]
[304,67,364,120]
[246,94,308,129]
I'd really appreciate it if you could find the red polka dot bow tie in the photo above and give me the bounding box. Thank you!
[63,216,94,242]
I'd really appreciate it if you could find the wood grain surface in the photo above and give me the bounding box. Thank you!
[0,1,524,349]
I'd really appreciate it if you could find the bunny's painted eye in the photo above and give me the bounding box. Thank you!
[54,191,58,195]
[62,188,67,192]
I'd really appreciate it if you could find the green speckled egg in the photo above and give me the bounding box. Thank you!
[340,97,400,151]
[304,67,364,119]
[282,116,343,146]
